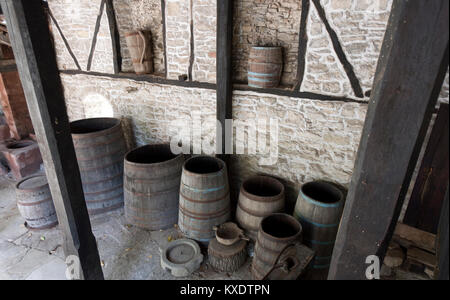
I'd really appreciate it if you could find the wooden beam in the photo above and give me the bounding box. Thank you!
[0,0,104,280]
[328,0,449,280]
[436,186,449,280]
[105,0,122,74]
[404,103,449,234]
[216,0,233,156]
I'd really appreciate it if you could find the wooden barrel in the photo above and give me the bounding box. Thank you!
[125,30,153,75]
[124,144,184,230]
[248,46,283,88]
[178,156,230,242]
[252,213,302,280]
[236,176,285,240]
[293,181,344,279]
[15,175,58,229]
[71,118,127,215]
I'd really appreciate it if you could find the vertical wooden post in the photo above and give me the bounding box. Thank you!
[216,0,233,157]
[1,0,104,280]
[328,0,449,280]
[105,0,121,74]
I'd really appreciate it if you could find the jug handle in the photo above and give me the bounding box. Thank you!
[261,242,298,280]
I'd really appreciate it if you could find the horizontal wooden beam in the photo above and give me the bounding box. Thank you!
[59,70,369,104]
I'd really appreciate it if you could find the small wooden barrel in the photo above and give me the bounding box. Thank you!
[293,181,344,278]
[125,30,153,75]
[124,144,184,230]
[71,118,127,215]
[252,213,302,280]
[208,238,247,273]
[236,176,285,240]
[15,175,58,229]
[248,46,283,88]
[178,156,230,243]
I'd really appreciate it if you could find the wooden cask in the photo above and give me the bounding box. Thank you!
[252,213,303,280]
[15,175,58,229]
[293,181,344,279]
[71,118,127,215]
[178,156,230,243]
[125,30,153,75]
[124,144,184,230]
[248,46,283,88]
[236,175,285,240]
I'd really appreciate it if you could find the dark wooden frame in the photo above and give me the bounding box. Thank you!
[1,0,104,280]
[216,0,234,156]
[328,0,449,280]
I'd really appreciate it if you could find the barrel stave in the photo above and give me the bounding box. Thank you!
[71,118,127,215]
[178,156,231,242]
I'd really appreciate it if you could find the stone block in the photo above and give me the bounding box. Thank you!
[1,139,43,180]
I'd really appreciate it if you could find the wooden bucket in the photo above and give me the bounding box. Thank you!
[178,156,230,243]
[71,118,127,215]
[252,213,303,280]
[125,30,153,75]
[236,175,285,240]
[15,175,58,229]
[124,144,184,230]
[248,46,283,88]
[293,181,344,279]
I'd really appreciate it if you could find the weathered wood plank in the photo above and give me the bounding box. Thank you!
[393,223,436,254]
[105,0,122,74]
[404,103,449,234]
[328,0,449,280]
[216,0,233,156]
[0,0,104,280]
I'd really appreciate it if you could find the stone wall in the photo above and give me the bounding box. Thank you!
[192,0,217,83]
[47,0,449,211]
[165,0,191,79]
[60,73,366,208]
[232,0,302,86]
[302,0,392,98]
[113,0,166,75]
[48,0,114,73]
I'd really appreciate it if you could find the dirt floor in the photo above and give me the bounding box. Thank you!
[0,173,252,280]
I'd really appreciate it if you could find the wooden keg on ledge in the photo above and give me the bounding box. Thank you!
[71,118,127,215]
[124,144,184,230]
[236,175,285,240]
[178,156,230,243]
[125,30,154,75]
[248,46,283,88]
[15,175,58,230]
[293,181,345,279]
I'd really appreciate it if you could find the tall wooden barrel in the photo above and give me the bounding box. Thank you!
[125,30,153,75]
[252,213,302,280]
[248,46,283,88]
[178,156,230,242]
[71,118,127,215]
[236,176,285,240]
[124,144,184,230]
[15,175,58,229]
[293,181,344,279]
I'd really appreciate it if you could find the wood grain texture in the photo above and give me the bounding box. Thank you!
[0,0,104,280]
[404,103,449,233]
[328,0,449,280]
